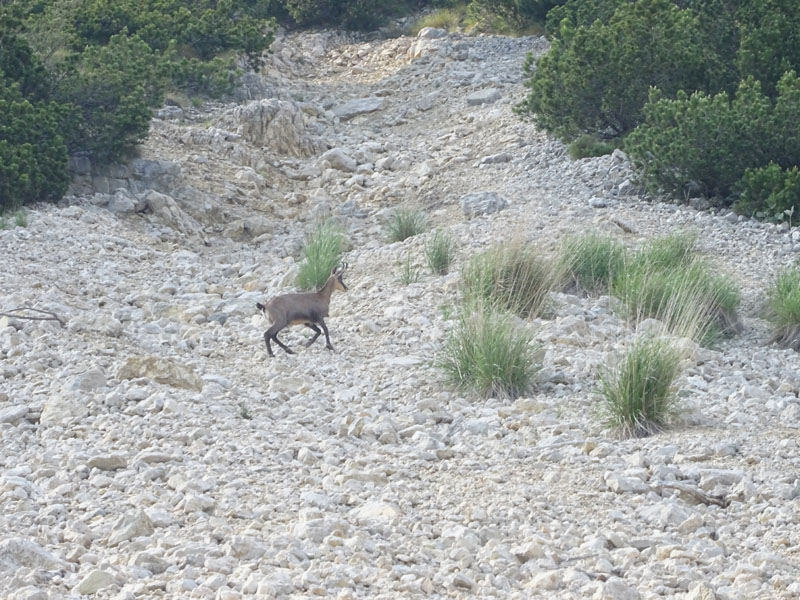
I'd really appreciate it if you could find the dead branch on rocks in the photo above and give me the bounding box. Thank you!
[651,480,730,508]
[0,307,66,327]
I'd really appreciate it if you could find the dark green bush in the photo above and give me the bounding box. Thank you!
[165,54,239,98]
[470,0,564,30]
[545,0,623,37]
[285,0,399,29]
[519,0,718,138]
[734,163,800,221]
[737,0,800,98]
[55,33,159,160]
[0,80,70,210]
[626,73,800,200]
[71,0,274,67]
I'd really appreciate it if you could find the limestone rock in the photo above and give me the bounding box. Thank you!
[142,190,205,238]
[224,99,321,157]
[331,97,386,121]
[40,394,89,427]
[467,88,502,106]
[74,569,115,595]
[108,511,154,546]
[67,369,107,392]
[87,454,128,471]
[321,148,357,172]
[460,191,508,217]
[0,405,29,425]
[0,538,66,574]
[117,356,203,391]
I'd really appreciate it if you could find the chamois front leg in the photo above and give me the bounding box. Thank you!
[319,319,335,352]
[304,323,322,347]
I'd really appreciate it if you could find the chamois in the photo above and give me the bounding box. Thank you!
[256,263,348,357]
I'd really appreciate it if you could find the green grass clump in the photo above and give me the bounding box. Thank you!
[0,208,27,230]
[568,134,616,160]
[410,5,472,34]
[439,303,540,399]
[295,222,345,291]
[463,241,562,318]
[599,337,682,437]
[766,267,800,350]
[425,229,456,275]
[387,208,427,243]
[630,232,696,271]
[560,232,625,294]
[612,233,740,344]
[399,252,420,285]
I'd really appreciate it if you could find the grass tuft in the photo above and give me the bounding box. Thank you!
[462,241,563,318]
[439,302,540,399]
[410,5,472,34]
[560,232,626,294]
[612,233,740,344]
[295,222,345,291]
[568,134,617,160]
[766,266,800,350]
[387,208,427,243]
[0,208,27,230]
[598,337,682,437]
[425,229,456,275]
[631,232,697,272]
[399,252,420,285]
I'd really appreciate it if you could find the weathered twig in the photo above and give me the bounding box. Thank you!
[651,480,729,508]
[0,308,66,327]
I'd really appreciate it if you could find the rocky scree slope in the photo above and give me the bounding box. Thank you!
[1,27,800,600]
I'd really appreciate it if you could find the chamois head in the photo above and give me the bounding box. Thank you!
[330,262,348,292]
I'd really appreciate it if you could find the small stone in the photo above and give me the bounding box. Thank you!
[67,369,107,392]
[320,148,357,172]
[460,191,508,218]
[132,552,169,575]
[350,501,401,523]
[417,27,448,39]
[593,576,640,599]
[604,472,649,494]
[74,569,115,595]
[451,572,475,590]
[686,582,716,600]
[108,511,154,546]
[529,570,561,591]
[87,454,127,471]
[0,405,28,425]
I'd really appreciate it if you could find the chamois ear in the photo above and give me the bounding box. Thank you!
[256,302,264,311]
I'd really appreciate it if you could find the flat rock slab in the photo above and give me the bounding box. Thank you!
[460,191,508,218]
[467,88,502,106]
[332,97,386,121]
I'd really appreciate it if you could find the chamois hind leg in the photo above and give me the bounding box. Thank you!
[263,331,275,358]
[266,324,294,355]
[319,319,335,352]
[304,323,322,347]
